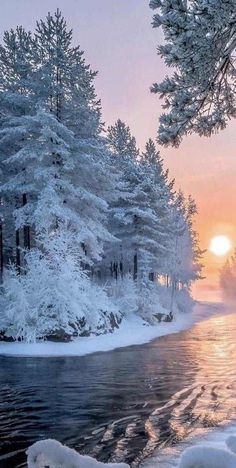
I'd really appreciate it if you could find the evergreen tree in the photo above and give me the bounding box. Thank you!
[106,126,174,282]
[33,9,101,136]
[0,11,116,268]
[220,251,236,301]
[139,138,174,276]
[31,10,116,262]
[164,191,203,293]
[150,0,236,146]
[106,120,148,280]
[0,12,119,340]
[0,27,35,269]
[0,10,204,341]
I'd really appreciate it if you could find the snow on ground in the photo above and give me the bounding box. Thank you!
[178,445,236,468]
[142,421,236,467]
[27,439,129,468]
[27,426,236,468]
[0,302,222,357]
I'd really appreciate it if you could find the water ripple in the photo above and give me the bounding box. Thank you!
[0,312,236,467]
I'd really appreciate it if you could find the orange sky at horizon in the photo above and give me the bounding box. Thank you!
[1,0,235,302]
[161,122,236,302]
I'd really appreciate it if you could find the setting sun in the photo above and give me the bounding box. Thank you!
[209,235,232,257]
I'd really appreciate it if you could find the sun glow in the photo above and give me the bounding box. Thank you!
[209,235,232,257]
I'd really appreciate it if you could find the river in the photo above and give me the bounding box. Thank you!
[0,311,236,467]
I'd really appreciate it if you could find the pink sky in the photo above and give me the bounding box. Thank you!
[1,0,236,301]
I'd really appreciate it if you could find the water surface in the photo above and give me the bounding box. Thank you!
[0,312,236,467]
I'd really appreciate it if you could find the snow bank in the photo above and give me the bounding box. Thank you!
[178,434,236,467]
[0,302,222,357]
[143,421,236,467]
[27,439,129,468]
[178,445,236,468]
[27,432,236,468]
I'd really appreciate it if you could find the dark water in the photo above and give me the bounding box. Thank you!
[1,312,236,467]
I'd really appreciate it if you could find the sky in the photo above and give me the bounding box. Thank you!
[1,0,236,301]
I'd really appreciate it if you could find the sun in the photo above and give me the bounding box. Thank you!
[209,235,232,257]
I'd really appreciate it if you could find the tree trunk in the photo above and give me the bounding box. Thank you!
[22,194,30,250]
[133,214,138,282]
[0,220,3,283]
[133,251,138,281]
[149,272,154,282]
[115,262,118,280]
[120,261,123,280]
[169,278,177,315]
[15,229,21,273]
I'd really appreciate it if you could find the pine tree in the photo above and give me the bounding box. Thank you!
[31,10,116,263]
[164,191,203,296]
[0,10,204,341]
[106,120,145,280]
[33,10,101,136]
[150,0,236,146]
[0,11,116,268]
[139,138,174,276]
[0,27,35,269]
[0,12,120,340]
[220,250,236,301]
[106,125,174,282]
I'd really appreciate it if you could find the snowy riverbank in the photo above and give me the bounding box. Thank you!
[0,301,222,357]
[27,423,236,467]
[142,420,236,467]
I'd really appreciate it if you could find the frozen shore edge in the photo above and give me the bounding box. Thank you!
[26,424,236,468]
[142,420,236,467]
[0,301,223,358]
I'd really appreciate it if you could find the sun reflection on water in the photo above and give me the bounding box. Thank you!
[144,313,236,460]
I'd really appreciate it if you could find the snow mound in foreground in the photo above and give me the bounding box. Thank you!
[27,439,129,468]
[27,432,236,468]
[178,443,236,468]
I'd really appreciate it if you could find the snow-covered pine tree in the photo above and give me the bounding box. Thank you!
[141,139,174,192]
[220,253,236,301]
[0,11,117,268]
[150,0,236,146]
[0,12,121,341]
[106,124,173,285]
[104,119,138,279]
[140,138,175,276]
[106,119,158,281]
[185,195,204,284]
[0,27,35,270]
[0,10,204,340]
[0,102,120,341]
[30,10,117,264]
[32,9,101,136]
[163,190,203,314]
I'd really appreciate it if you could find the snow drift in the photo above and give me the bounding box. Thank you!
[27,432,236,468]
[178,445,236,468]
[27,439,129,468]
